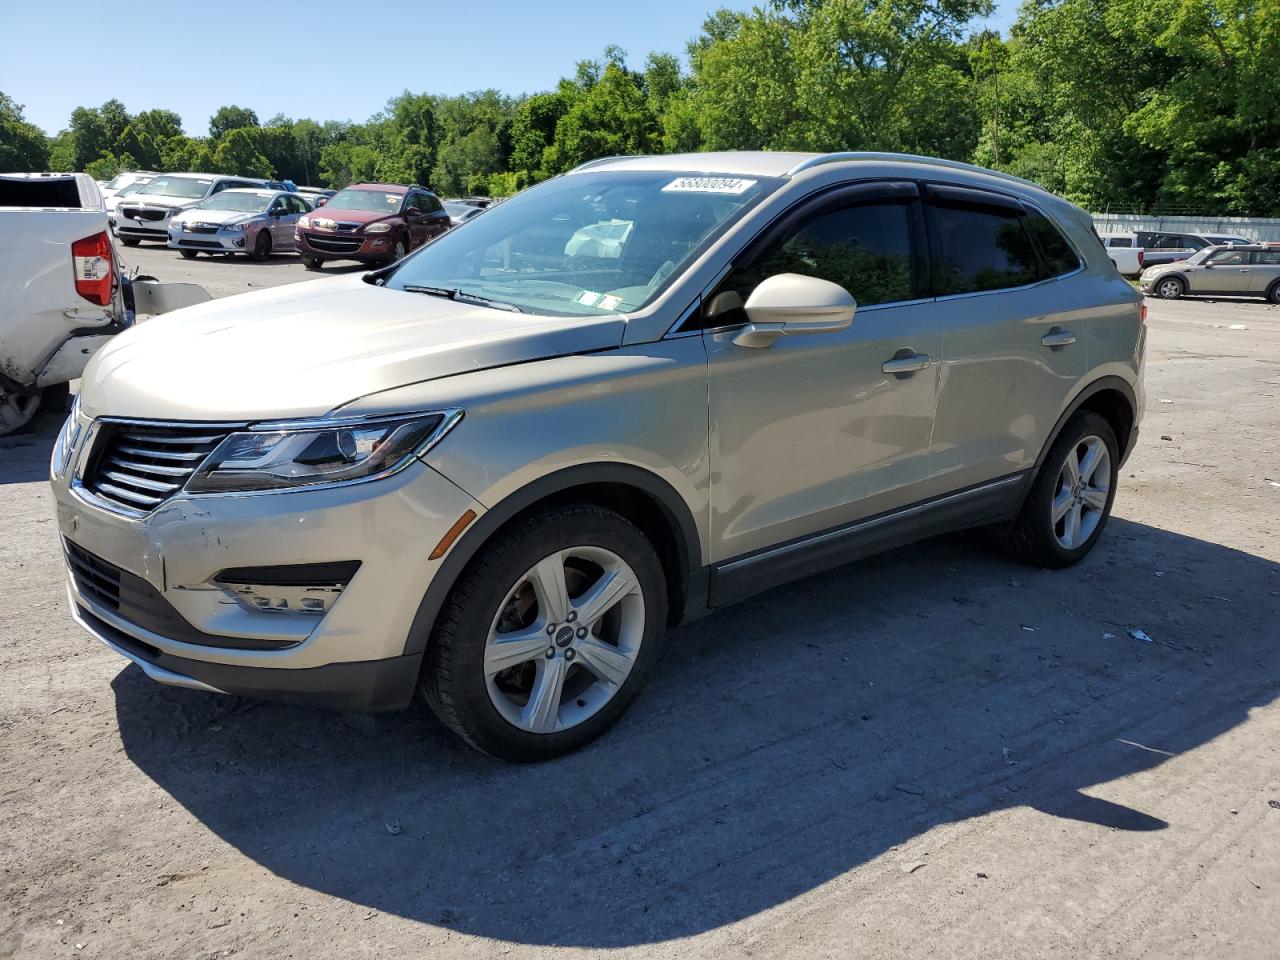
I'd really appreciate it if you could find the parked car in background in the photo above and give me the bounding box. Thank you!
[116,173,269,246]
[0,172,207,435]
[296,186,336,205]
[99,170,157,203]
[443,199,484,226]
[105,180,151,233]
[1097,234,1144,276]
[168,189,314,261]
[53,151,1144,760]
[1140,244,1280,302]
[1135,230,1252,268]
[294,183,449,268]
[452,196,495,209]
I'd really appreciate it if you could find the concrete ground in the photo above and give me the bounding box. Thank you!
[1,247,1277,959]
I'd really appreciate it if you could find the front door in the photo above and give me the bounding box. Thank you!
[703,183,940,563]
[1191,246,1253,292]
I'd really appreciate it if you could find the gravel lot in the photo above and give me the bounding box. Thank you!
[2,249,1278,959]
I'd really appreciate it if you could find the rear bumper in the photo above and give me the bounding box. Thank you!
[73,596,423,711]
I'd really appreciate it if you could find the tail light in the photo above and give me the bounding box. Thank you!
[71,231,114,306]
[1137,249,1144,267]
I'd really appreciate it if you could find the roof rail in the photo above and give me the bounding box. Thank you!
[568,155,640,173]
[786,152,1043,191]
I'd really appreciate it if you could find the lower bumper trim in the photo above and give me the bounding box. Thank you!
[72,597,422,712]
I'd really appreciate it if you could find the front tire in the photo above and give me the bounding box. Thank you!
[251,230,271,262]
[120,238,140,247]
[178,249,198,260]
[422,504,668,761]
[303,256,322,271]
[1155,276,1185,299]
[999,411,1119,568]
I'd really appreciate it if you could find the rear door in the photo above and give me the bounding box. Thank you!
[925,185,1087,495]
[702,181,941,561]
[421,193,452,239]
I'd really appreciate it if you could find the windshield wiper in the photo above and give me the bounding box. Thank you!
[401,285,525,313]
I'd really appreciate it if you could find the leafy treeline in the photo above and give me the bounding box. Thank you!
[3,0,1278,214]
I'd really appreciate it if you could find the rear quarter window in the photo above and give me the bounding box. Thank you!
[1023,208,1082,279]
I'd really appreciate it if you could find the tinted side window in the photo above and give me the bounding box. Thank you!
[422,194,444,214]
[1182,235,1208,250]
[724,201,915,311]
[1252,250,1280,265]
[1107,236,1132,248]
[1024,208,1081,278]
[1207,248,1248,265]
[931,203,1039,295]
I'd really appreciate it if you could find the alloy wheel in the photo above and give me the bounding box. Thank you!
[1051,435,1111,550]
[484,546,645,734]
[1157,278,1182,299]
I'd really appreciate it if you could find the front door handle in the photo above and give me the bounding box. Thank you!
[1041,328,1077,349]
[881,353,932,376]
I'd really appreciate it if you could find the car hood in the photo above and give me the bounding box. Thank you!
[307,207,396,226]
[177,208,259,226]
[124,193,202,210]
[78,274,626,421]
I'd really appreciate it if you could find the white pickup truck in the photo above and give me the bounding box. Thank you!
[0,172,208,435]
[1098,235,1145,277]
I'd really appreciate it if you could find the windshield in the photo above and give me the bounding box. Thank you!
[138,176,213,199]
[118,182,146,197]
[385,171,780,316]
[327,189,404,212]
[198,192,273,213]
[443,201,474,218]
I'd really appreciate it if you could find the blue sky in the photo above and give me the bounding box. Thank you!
[3,0,1019,136]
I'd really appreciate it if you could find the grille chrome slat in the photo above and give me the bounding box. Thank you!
[113,444,210,461]
[84,422,238,514]
[103,457,192,477]
[99,470,182,494]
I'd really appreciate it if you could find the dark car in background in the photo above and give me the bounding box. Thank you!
[294,183,449,268]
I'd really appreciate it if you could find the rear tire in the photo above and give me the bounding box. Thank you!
[0,382,68,437]
[178,249,198,260]
[303,256,322,271]
[421,504,668,761]
[998,411,1119,569]
[1266,280,1280,305]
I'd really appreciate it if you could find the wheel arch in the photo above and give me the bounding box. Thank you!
[1032,376,1138,482]
[401,463,706,660]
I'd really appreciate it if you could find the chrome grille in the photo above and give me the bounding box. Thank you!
[85,422,235,513]
[120,205,169,222]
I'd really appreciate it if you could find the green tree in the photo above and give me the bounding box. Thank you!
[209,105,260,140]
[544,61,659,172]
[212,128,274,178]
[0,93,50,171]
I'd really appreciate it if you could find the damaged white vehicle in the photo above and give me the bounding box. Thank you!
[0,172,209,435]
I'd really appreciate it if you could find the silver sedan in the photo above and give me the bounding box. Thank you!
[168,189,314,261]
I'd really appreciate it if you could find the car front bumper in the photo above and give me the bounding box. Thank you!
[167,225,251,253]
[116,209,183,241]
[52,442,485,711]
[296,228,392,262]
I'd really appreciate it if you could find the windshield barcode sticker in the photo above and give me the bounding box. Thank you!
[662,177,757,195]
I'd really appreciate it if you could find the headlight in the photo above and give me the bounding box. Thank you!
[364,222,392,234]
[184,411,462,493]
[222,221,248,232]
[169,220,184,232]
[50,395,83,479]
[297,215,311,228]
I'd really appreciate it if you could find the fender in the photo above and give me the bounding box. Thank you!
[401,462,706,657]
[1026,374,1139,492]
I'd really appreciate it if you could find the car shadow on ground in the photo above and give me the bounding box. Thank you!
[0,420,58,484]
[111,518,1279,948]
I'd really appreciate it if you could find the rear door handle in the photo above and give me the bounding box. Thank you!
[881,353,932,375]
[1041,328,1077,349]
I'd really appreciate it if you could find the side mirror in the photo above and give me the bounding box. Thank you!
[732,273,856,348]
[315,196,328,207]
